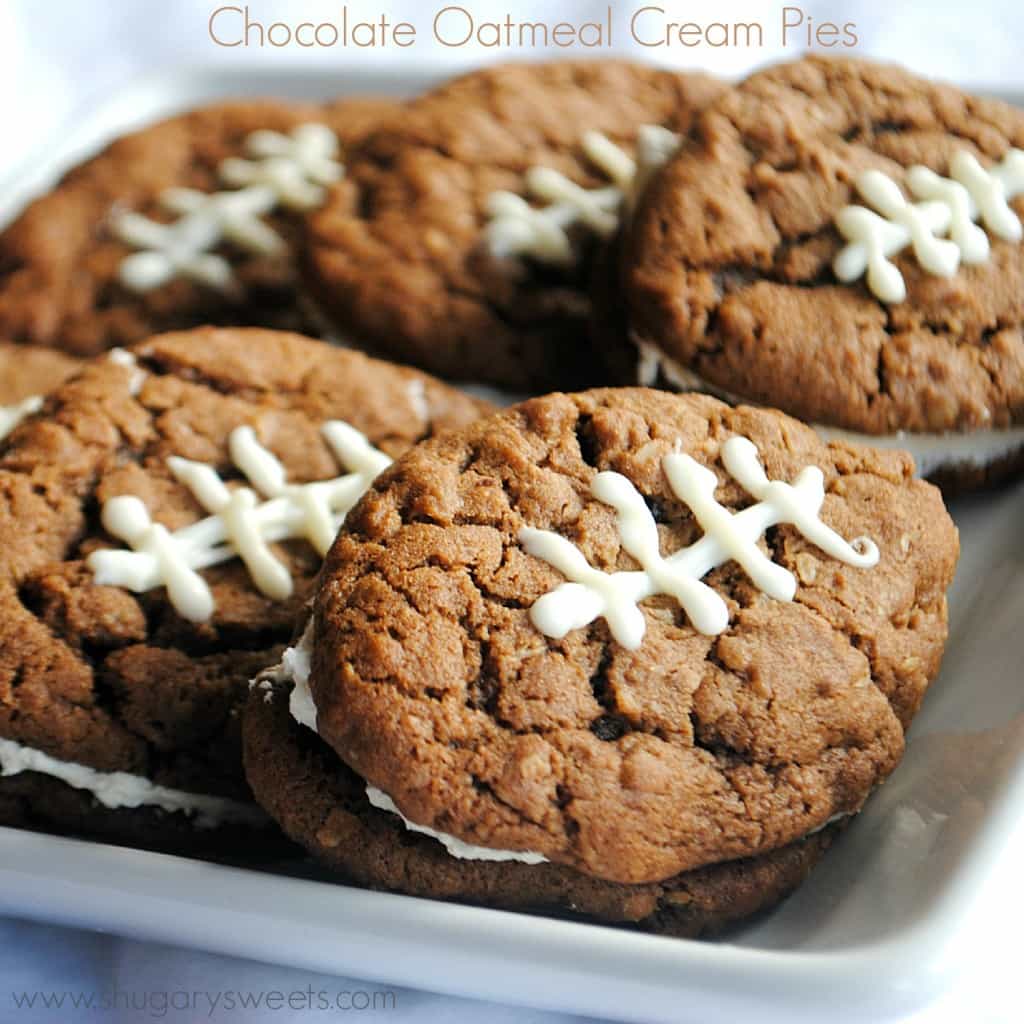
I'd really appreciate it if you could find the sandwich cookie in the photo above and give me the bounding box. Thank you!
[247,655,840,937]
[244,389,957,931]
[623,56,1024,490]
[304,61,725,390]
[0,327,486,852]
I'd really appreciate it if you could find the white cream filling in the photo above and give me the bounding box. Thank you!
[0,737,268,830]
[636,338,735,396]
[281,620,318,732]
[363,786,548,865]
[635,339,1024,477]
[807,811,851,836]
[812,423,1024,478]
[274,622,549,865]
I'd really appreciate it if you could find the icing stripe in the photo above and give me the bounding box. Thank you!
[834,149,1024,302]
[88,420,391,622]
[521,437,877,649]
[113,124,342,293]
[484,125,681,267]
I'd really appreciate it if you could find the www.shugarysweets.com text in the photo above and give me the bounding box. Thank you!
[208,5,860,51]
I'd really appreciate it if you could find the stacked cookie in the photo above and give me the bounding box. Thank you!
[0,55,986,936]
[245,389,956,935]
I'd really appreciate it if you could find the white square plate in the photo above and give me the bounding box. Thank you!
[1,68,1022,1024]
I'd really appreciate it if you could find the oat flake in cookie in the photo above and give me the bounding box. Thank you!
[0,327,486,853]
[623,56,1024,490]
[245,389,957,930]
[304,61,725,390]
[0,98,397,357]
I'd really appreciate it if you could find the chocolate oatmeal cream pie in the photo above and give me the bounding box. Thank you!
[0,327,486,852]
[621,56,1024,491]
[0,341,82,440]
[303,60,725,390]
[0,97,398,356]
[246,388,957,934]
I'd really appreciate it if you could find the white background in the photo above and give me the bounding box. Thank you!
[1,1,1023,1021]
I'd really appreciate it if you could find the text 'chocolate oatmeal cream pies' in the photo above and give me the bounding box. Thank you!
[0,97,398,356]
[0,327,486,852]
[622,56,1024,490]
[245,389,958,934]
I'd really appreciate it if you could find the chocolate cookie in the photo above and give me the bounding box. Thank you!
[622,56,1024,489]
[0,98,397,356]
[244,680,839,937]
[0,341,83,440]
[0,327,486,852]
[246,388,956,925]
[304,61,725,390]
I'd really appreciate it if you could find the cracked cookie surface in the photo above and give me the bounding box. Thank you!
[304,61,725,390]
[310,389,957,886]
[624,56,1024,442]
[0,98,398,356]
[0,327,486,847]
